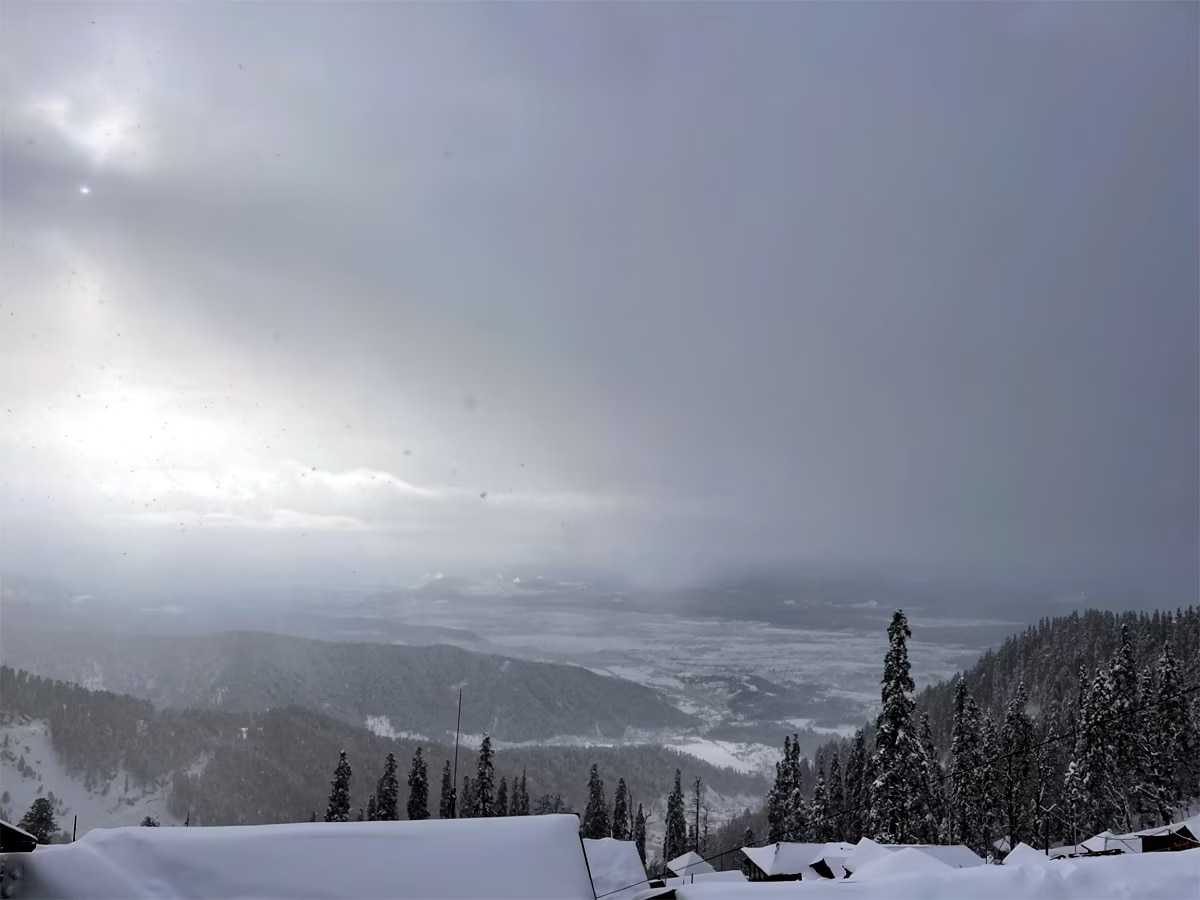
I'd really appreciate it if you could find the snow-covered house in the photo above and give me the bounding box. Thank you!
[841,837,984,877]
[1080,816,1200,855]
[0,820,38,854]
[582,837,649,900]
[665,850,716,877]
[0,814,595,899]
[740,841,856,881]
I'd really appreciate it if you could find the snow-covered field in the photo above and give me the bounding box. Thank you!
[5,820,1197,900]
[674,850,1200,899]
[0,717,182,837]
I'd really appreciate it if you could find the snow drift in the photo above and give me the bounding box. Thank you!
[1,814,595,899]
[671,848,1200,900]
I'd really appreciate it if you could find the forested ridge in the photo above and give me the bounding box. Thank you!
[704,606,1200,869]
[0,628,695,742]
[0,666,763,831]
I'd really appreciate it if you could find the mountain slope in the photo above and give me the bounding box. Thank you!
[0,628,696,742]
[0,667,766,836]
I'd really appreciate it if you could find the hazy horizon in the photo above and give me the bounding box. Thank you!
[2,3,1196,603]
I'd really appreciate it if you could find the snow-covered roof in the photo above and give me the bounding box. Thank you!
[0,818,39,853]
[739,842,826,878]
[1082,815,1200,854]
[842,837,983,874]
[583,838,649,900]
[666,850,716,876]
[6,815,595,899]
[1002,842,1056,867]
[665,847,1200,899]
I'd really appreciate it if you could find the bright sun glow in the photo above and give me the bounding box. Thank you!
[79,185,91,194]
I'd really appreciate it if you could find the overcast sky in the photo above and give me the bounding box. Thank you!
[1,3,1196,598]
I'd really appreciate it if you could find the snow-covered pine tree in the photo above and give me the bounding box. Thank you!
[827,749,845,841]
[950,677,984,851]
[474,736,495,817]
[1108,624,1142,831]
[916,711,945,844]
[612,778,630,840]
[496,776,509,817]
[979,709,1001,852]
[406,748,429,820]
[1000,682,1035,849]
[582,763,610,839]
[1136,665,1171,827]
[663,769,688,863]
[869,609,922,844]
[766,735,791,841]
[691,776,703,851]
[1068,666,1122,836]
[324,750,352,822]
[633,803,647,863]
[439,759,455,818]
[810,752,831,841]
[787,779,810,842]
[843,729,867,843]
[1155,641,1199,807]
[375,751,400,821]
[366,795,378,821]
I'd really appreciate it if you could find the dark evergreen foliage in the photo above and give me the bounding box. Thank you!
[19,798,57,844]
[324,750,352,822]
[405,748,428,820]
[375,751,399,821]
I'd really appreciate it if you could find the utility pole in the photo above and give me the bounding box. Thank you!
[451,689,463,818]
[1039,803,1056,856]
[72,815,77,842]
[693,777,701,854]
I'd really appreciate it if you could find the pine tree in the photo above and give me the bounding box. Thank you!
[950,677,985,852]
[663,769,688,863]
[19,798,57,843]
[461,775,475,819]
[1154,642,1197,810]
[612,778,629,840]
[1136,665,1171,827]
[979,709,1001,852]
[766,735,792,840]
[324,750,352,822]
[474,736,495,817]
[843,728,868,843]
[582,763,610,839]
[496,776,509,817]
[999,683,1035,849]
[870,609,922,843]
[916,711,945,843]
[827,749,845,841]
[810,752,831,841]
[439,760,455,819]
[691,776,703,851]
[356,808,364,822]
[511,770,530,816]
[633,803,647,863]
[1070,666,1122,835]
[375,751,400,821]
[366,795,377,821]
[1108,624,1142,831]
[140,816,159,827]
[406,748,429,820]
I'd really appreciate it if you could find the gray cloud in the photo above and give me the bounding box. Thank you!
[1,2,1196,597]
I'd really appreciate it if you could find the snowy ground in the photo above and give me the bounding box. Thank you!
[0,717,182,837]
[673,849,1200,899]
